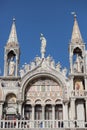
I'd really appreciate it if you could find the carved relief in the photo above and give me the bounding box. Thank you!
[75,80,84,96]
[75,80,84,90]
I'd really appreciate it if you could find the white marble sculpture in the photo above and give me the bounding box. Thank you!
[9,57,15,76]
[40,33,46,58]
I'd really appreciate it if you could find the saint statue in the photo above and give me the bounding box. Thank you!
[40,33,46,58]
[9,57,15,76]
[74,54,83,72]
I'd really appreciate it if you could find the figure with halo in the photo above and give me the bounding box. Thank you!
[40,33,46,58]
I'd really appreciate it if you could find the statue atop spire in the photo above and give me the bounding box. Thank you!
[40,33,47,59]
[7,18,18,46]
[71,12,83,44]
[71,12,77,19]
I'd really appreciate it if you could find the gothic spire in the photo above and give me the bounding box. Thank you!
[71,13,83,44]
[7,18,18,45]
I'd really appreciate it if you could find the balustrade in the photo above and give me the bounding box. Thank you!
[71,90,87,97]
[0,120,86,129]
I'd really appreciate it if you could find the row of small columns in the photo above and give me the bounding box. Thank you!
[2,98,87,121]
[18,103,68,121]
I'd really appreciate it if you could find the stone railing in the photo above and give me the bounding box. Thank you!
[0,120,86,129]
[71,90,87,97]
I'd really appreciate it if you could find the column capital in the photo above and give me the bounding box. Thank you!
[69,75,74,79]
[63,100,69,105]
[71,98,75,101]
[41,104,45,107]
[31,104,35,107]
[52,104,55,107]
[17,100,23,104]
[0,103,3,106]
[84,76,87,79]
[84,98,87,101]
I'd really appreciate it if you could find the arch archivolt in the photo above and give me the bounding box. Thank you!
[21,69,66,120]
[7,49,16,56]
[21,69,67,101]
[35,99,42,104]
[24,98,63,105]
[73,46,83,52]
[55,99,63,104]
[21,70,67,108]
[5,93,17,103]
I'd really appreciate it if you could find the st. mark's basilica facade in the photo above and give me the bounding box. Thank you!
[0,14,87,130]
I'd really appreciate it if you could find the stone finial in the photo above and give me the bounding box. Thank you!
[56,62,61,71]
[7,18,18,45]
[62,68,67,77]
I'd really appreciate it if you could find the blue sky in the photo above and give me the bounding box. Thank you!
[0,0,87,75]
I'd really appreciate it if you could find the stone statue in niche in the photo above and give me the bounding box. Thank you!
[40,33,46,59]
[9,57,15,76]
[74,54,83,72]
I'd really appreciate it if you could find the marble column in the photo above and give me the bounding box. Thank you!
[4,55,7,76]
[42,104,45,128]
[63,103,68,120]
[85,99,87,122]
[18,103,22,117]
[63,102,68,128]
[52,104,55,120]
[42,104,45,120]
[32,104,35,121]
[0,103,3,119]
[52,104,55,128]
[32,104,35,128]
[71,98,75,120]
[69,53,73,73]
[85,77,87,91]
[70,98,75,128]
[15,56,19,76]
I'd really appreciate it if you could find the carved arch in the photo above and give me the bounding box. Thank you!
[5,93,17,103]
[73,47,82,56]
[20,68,67,101]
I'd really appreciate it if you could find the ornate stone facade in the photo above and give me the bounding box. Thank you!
[0,15,87,129]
